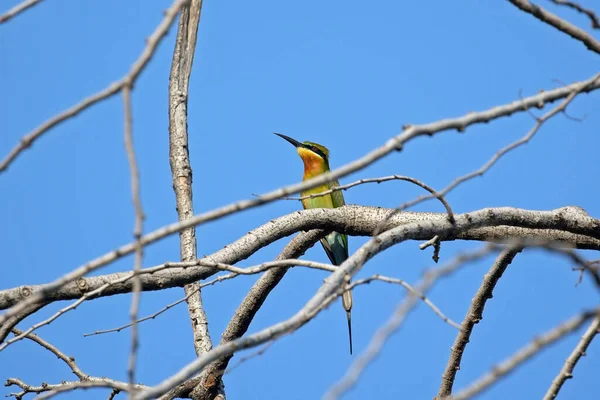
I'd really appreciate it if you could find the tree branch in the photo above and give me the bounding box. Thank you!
[550,0,599,29]
[0,0,189,173]
[543,311,600,400]
[1,206,599,338]
[436,247,523,398]
[163,230,326,399]
[4,329,145,399]
[132,206,600,399]
[123,78,145,389]
[452,309,597,400]
[324,245,497,400]
[391,74,600,215]
[0,0,44,24]
[2,70,597,329]
[168,0,212,368]
[508,0,600,54]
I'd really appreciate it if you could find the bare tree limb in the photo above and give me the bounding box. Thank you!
[0,206,596,318]
[4,329,145,399]
[452,309,597,400]
[122,81,145,388]
[550,0,600,29]
[543,312,600,400]
[0,303,45,347]
[163,230,326,400]
[11,328,87,379]
[1,71,597,327]
[436,247,523,399]
[291,175,455,224]
[0,0,44,24]
[508,0,600,54]
[168,0,212,374]
[0,0,189,173]
[133,206,600,400]
[1,205,598,338]
[378,72,600,221]
[324,245,497,400]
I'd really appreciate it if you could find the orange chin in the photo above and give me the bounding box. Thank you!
[297,147,327,178]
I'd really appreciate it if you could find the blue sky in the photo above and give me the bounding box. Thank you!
[1,1,599,399]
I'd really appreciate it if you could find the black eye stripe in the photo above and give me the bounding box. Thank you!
[312,147,326,159]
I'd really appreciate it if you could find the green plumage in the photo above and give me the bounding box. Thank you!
[301,180,348,266]
[274,133,354,354]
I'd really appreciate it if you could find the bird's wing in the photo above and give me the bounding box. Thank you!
[329,180,349,262]
[320,231,348,266]
[331,180,346,207]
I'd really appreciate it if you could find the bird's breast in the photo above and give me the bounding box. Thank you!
[301,184,335,209]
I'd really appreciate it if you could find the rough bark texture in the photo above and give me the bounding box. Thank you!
[167,2,219,399]
[162,230,327,399]
[436,248,523,398]
[135,205,600,400]
[1,206,599,318]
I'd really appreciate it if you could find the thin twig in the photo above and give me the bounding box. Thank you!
[543,312,600,400]
[509,0,600,54]
[0,0,43,24]
[351,274,461,329]
[0,0,189,172]
[323,245,496,400]
[550,0,600,29]
[5,329,145,400]
[92,268,461,342]
[122,82,145,390]
[5,378,132,400]
[11,328,87,379]
[452,309,597,400]
[289,175,455,225]
[83,258,337,337]
[379,72,600,229]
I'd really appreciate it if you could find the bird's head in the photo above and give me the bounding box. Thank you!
[274,133,330,172]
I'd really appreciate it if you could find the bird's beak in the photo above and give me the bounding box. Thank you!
[274,132,304,148]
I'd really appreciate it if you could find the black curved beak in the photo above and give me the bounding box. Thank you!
[274,132,304,148]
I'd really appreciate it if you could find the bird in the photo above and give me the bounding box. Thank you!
[274,132,353,354]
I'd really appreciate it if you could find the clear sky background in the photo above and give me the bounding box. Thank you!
[1,1,599,399]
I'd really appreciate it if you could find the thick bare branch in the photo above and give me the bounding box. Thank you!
[509,0,600,54]
[3,71,593,313]
[0,303,45,347]
[1,205,598,335]
[437,248,523,398]
[164,230,326,400]
[168,0,212,367]
[2,70,596,328]
[132,206,600,399]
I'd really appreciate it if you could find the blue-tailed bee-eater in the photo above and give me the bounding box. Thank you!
[274,132,353,354]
